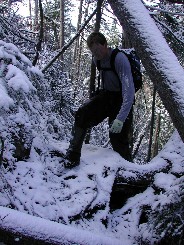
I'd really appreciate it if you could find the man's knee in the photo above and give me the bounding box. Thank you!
[74,94,107,129]
[75,106,88,129]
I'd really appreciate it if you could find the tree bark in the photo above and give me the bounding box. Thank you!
[107,0,184,143]
[34,0,39,28]
[73,0,83,62]
[59,0,64,63]
[152,113,161,158]
[147,86,156,162]
[73,0,85,85]
[32,0,44,66]
[29,0,32,17]
[0,137,4,167]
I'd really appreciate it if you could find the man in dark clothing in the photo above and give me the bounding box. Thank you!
[65,32,135,168]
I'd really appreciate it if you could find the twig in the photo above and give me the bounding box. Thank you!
[145,4,184,17]
[152,15,184,45]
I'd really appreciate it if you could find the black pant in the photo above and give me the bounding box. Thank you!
[74,90,133,161]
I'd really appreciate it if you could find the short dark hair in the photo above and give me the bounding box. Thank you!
[87,32,107,48]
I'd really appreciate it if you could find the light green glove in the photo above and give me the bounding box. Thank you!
[110,119,123,133]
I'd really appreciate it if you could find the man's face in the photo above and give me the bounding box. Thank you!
[89,43,108,60]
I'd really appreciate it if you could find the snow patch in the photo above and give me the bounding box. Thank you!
[6,64,35,93]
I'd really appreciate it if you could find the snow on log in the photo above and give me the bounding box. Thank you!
[0,206,123,245]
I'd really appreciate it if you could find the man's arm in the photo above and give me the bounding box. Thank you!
[114,52,135,123]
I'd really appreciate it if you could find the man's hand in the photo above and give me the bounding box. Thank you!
[109,119,123,133]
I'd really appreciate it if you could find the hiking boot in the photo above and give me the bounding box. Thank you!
[64,125,86,169]
[64,150,81,169]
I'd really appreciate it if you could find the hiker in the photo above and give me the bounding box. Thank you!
[65,32,135,168]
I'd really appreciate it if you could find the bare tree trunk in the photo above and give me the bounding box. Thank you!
[89,0,104,98]
[34,0,39,28]
[59,0,64,60]
[73,0,86,86]
[73,0,83,62]
[0,137,4,167]
[107,0,184,143]
[32,0,44,66]
[29,0,32,17]
[28,0,34,30]
[152,113,161,158]
[147,86,156,162]
[75,34,84,83]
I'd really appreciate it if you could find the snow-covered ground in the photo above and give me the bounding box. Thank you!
[0,140,129,245]
[0,131,184,244]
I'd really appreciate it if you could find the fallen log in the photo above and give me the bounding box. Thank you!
[0,206,122,245]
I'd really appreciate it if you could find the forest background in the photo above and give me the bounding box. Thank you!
[0,0,184,244]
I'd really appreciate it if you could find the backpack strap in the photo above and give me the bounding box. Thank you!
[110,48,120,73]
[96,48,122,91]
[110,48,122,90]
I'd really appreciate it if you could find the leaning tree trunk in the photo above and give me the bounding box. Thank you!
[107,0,184,143]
